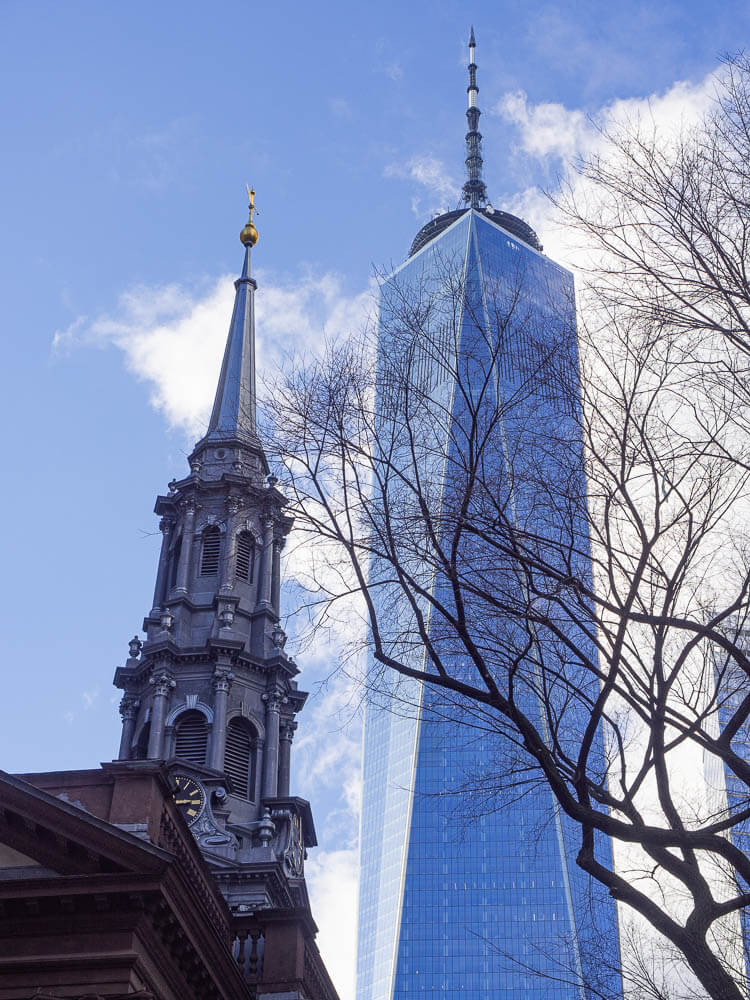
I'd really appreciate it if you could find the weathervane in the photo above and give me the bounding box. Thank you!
[240,184,259,247]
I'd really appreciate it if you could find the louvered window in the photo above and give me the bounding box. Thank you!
[169,535,182,590]
[225,718,256,799]
[200,526,221,576]
[236,531,255,582]
[174,710,208,764]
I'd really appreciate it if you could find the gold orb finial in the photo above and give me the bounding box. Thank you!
[240,185,259,247]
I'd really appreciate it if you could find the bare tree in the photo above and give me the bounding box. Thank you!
[559,54,750,367]
[263,59,750,1000]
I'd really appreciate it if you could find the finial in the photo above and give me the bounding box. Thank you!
[462,27,488,210]
[240,185,259,247]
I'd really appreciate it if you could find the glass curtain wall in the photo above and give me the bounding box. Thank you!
[357,210,622,1000]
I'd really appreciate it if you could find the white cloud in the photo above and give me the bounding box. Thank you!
[305,846,359,1000]
[384,155,458,217]
[497,78,714,166]
[497,90,593,162]
[494,74,718,268]
[53,269,374,438]
[82,689,99,710]
[294,657,363,825]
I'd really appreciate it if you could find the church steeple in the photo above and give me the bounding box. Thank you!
[113,197,315,915]
[462,26,488,209]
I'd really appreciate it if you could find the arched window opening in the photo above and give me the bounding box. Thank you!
[169,535,182,591]
[236,531,255,583]
[200,526,221,576]
[174,710,208,765]
[134,722,151,761]
[225,718,257,800]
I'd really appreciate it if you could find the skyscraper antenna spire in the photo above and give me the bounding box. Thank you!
[462,26,488,209]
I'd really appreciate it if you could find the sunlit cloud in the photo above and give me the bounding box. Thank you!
[53,269,374,439]
[384,154,458,217]
[305,846,359,1000]
[494,73,717,267]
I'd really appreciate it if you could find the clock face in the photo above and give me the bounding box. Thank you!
[173,774,205,826]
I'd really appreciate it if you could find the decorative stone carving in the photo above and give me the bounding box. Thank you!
[213,670,234,695]
[270,808,305,877]
[193,808,239,852]
[150,671,176,698]
[270,624,287,649]
[258,808,275,847]
[119,695,140,721]
[261,692,282,712]
[280,722,297,744]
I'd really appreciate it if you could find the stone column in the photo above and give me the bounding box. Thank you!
[150,517,174,614]
[220,497,241,592]
[256,516,274,609]
[271,535,285,615]
[175,499,197,594]
[210,669,233,771]
[262,693,281,798]
[147,670,175,758]
[277,721,296,798]
[118,696,140,760]
[254,738,264,802]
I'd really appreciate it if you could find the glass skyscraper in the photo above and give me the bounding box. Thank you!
[714,656,750,982]
[356,32,622,1000]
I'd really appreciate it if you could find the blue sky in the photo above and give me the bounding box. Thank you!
[1,1,748,995]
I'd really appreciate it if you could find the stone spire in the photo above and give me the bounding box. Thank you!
[192,188,265,480]
[462,26,488,209]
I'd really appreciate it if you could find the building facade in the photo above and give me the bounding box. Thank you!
[356,33,622,1000]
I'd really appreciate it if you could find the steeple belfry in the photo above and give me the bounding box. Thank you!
[462,26,488,209]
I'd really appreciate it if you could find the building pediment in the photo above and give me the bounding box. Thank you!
[0,770,173,877]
